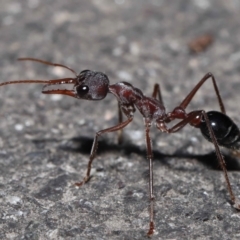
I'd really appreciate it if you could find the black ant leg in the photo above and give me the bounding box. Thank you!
[152,83,164,105]
[75,117,133,187]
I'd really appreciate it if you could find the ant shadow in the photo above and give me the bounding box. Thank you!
[56,136,240,172]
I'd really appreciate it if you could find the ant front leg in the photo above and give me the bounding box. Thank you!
[75,117,133,187]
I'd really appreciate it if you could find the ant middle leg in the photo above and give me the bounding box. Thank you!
[75,117,133,187]
[144,119,155,236]
[117,102,124,144]
[152,83,164,105]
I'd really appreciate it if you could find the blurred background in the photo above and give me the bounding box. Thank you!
[0,1,240,239]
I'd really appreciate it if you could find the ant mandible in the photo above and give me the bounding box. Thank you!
[1,57,240,236]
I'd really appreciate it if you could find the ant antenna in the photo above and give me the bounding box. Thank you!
[0,78,77,88]
[18,58,77,76]
[0,80,50,87]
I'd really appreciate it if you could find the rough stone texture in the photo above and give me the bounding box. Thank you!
[0,0,240,239]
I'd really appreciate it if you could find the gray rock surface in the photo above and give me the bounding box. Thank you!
[0,0,240,239]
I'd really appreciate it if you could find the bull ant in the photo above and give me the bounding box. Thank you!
[1,58,240,236]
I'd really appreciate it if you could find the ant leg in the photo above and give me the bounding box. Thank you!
[178,73,225,114]
[75,117,133,187]
[152,83,164,105]
[144,119,155,236]
[117,103,124,144]
[162,111,240,209]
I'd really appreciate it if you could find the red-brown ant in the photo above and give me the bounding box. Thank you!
[1,58,240,236]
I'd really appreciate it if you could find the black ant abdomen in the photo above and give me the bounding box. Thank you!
[200,111,240,149]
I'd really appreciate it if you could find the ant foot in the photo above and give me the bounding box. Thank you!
[75,181,84,187]
[74,176,91,187]
[147,221,154,237]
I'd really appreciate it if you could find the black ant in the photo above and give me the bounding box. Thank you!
[1,58,240,236]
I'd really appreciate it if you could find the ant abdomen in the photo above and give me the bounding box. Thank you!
[200,111,240,149]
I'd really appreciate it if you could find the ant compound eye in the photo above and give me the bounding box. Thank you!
[76,85,89,96]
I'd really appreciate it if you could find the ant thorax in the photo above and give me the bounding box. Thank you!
[109,82,166,121]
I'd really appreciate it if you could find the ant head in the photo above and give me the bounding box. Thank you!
[75,70,109,100]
